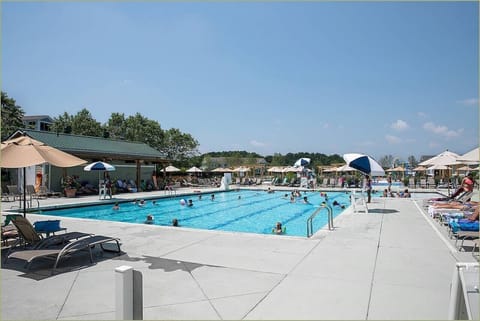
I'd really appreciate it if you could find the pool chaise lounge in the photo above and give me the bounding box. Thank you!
[5,234,122,273]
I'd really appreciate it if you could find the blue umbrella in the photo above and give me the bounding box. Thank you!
[84,161,116,186]
[294,158,311,167]
[343,153,385,176]
[84,161,116,171]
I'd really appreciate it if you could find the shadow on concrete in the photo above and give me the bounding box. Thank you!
[367,209,399,214]
[119,254,222,273]
[2,247,125,281]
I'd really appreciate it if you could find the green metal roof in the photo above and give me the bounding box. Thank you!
[13,130,167,162]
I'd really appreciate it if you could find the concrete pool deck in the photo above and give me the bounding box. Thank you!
[1,186,478,320]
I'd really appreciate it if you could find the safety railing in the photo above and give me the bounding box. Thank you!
[307,204,334,238]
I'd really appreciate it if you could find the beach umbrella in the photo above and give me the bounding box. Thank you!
[386,166,405,172]
[84,161,116,172]
[456,147,479,165]
[418,150,460,167]
[83,161,116,185]
[211,167,233,173]
[336,164,358,172]
[294,158,311,167]
[343,153,385,176]
[427,164,450,171]
[232,166,250,172]
[267,166,285,173]
[1,134,87,216]
[186,166,203,173]
[164,165,181,172]
[283,166,303,173]
[413,166,427,171]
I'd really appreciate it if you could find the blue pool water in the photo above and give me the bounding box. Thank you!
[37,190,351,237]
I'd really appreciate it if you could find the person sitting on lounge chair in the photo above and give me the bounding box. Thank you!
[450,172,474,199]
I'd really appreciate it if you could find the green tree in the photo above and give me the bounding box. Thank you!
[1,91,25,140]
[161,128,199,162]
[407,155,418,168]
[379,155,394,168]
[124,113,164,149]
[52,112,73,134]
[71,108,103,136]
[105,112,127,139]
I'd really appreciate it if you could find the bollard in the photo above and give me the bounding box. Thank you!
[115,266,133,320]
[115,266,143,320]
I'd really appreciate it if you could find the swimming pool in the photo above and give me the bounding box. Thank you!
[36,190,351,237]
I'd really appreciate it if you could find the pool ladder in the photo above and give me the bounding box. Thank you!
[306,204,334,238]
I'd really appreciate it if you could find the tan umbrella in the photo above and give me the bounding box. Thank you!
[1,135,87,168]
[336,164,358,172]
[232,166,250,172]
[267,166,284,173]
[1,134,87,216]
[186,166,202,173]
[163,165,181,172]
[211,167,233,173]
[413,166,427,171]
[283,166,303,173]
[386,166,405,172]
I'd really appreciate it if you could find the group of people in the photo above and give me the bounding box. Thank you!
[382,188,411,198]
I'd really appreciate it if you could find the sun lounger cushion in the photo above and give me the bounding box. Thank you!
[450,219,479,232]
[33,220,61,233]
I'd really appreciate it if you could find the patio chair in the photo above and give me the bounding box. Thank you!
[26,185,47,200]
[3,214,92,261]
[5,234,121,274]
[6,185,21,201]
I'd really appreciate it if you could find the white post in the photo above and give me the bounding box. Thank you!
[115,265,133,320]
[448,264,461,320]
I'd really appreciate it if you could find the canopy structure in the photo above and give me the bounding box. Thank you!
[267,166,285,173]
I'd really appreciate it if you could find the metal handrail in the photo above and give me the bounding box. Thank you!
[306,204,334,238]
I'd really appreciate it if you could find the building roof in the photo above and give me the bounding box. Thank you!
[10,129,168,163]
[22,115,54,123]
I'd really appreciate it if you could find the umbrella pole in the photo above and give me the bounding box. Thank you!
[23,167,27,217]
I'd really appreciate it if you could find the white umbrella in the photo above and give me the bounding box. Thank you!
[419,150,460,166]
[164,165,181,172]
[427,164,450,170]
[343,153,385,176]
[456,147,479,165]
[186,166,203,173]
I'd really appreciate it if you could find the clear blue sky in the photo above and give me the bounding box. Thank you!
[2,1,478,161]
